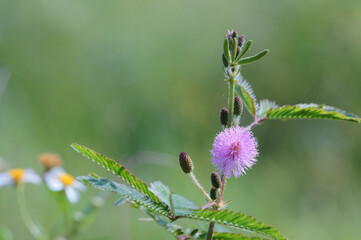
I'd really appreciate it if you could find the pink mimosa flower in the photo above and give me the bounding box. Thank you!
[210,127,258,178]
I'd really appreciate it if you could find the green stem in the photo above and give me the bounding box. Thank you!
[227,75,235,128]
[16,185,42,240]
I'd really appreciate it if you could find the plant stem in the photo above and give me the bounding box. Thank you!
[206,67,236,240]
[206,222,215,240]
[227,75,235,128]
[16,185,42,240]
[189,172,213,202]
[217,176,227,205]
[245,117,266,131]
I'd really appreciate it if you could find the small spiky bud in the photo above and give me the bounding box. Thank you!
[220,108,229,126]
[233,96,243,116]
[210,187,218,201]
[179,152,193,174]
[210,172,221,189]
[238,35,245,47]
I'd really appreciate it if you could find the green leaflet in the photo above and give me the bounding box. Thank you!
[266,104,361,123]
[237,50,269,65]
[149,181,199,215]
[77,175,170,216]
[71,143,162,204]
[235,76,258,116]
[257,99,278,118]
[177,209,287,240]
[114,197,127,206]
[197,232,264,240]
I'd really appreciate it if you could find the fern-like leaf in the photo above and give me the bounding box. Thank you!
[77,175,170,216]
[177,209,286,240]
[266,103,361,123]
[196,232,264,240]
[235,75,258,116]
[257,99,278,118]
[71,143,163,204]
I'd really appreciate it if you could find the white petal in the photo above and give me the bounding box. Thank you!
[47,167,65,176]
[73,181,86,191]
[0,173,13,188]
[44,174,64,191]
[23,169,42,185]
[65,187,80,203]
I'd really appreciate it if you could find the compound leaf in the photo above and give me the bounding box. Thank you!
[177,209,286,240]
[265,103,361,123]
[71,143,163,204]
[77,175,170,216]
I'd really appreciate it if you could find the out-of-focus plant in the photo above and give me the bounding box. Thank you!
[0,153,106,240]
[73,30,360,240]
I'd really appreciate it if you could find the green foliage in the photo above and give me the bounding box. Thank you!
[234,40,252,63]
[235,76,361,124]
[149,181,199,214]
[237,50,269,65]
[71,143,162,204]
[197,232,264,240]
[235,77,258,116]
[73,145,285,239]
[77,175,170,216]
[264,103,361,123]
[177,209,286,240]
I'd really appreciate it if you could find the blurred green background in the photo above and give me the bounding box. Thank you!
[0,0,360,239]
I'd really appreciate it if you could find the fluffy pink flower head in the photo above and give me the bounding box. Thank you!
[210,126,258,178]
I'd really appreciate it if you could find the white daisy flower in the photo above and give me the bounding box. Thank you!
[44,167,85,203]
[0,168,42,188]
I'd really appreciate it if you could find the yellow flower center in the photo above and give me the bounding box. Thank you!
[58,173,75,186]
[8,168,25,183]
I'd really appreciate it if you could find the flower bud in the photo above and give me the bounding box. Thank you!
[38,153,63,171]
[231,30,238,39]
[220,108,228,126]
[210,187,218,201]
[210,172,221,189]
[233,96,243,116]
[179,152,193,174]
[238,35,245,47]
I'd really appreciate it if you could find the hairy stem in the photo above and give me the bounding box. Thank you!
[227,75,235,128]
[189,172,213,202]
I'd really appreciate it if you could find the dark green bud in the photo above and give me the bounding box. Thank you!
[210,187,218,201]
[211,172,221,189]
[179,152,193,174]
[220,108,228,126]
[233,96,243,116]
